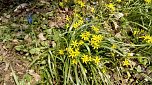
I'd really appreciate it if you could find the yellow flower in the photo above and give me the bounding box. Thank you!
[107,3,115,11]
[117,0,121,2]
[91,34,103,43]
[80,31,91,41]
[59,49,64,55]
[111,44,117,49]
[81,54,89,63]
[67,47,73,53]
[133,30,139,36]
[69,49,80,58]
[72,59,77,65]
[102,67,107,73]
[90,34,103,49]
[88,56,92,61]
[73,19,83,29]
[127,53,134,56]
[66,15,70,21]
[92,25,99,33]
[145,0,151,3]
[90,41,100,49]
[59,2,64,7]
[123,59,130,66]
[77,1,85,7]
[111,52,115,57]
[73,22,79,29]
[94,56,101,65]
[65,23,70,28]
[142,35,152,43]
[78,19,84,25]
[91,7,95,13]
[71,40,79,48]
[78,40,84,45]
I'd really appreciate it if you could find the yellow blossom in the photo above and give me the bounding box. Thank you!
[73,22,79,29]
[133,30,139,36]
[102,67,107,73]
[145,0,151,3]
[111,52,115,57]
[59,49,64,55]
[59,2,64,7]
[81,54,89,63]
[123,59,130,66]
[77,1,85,7]
[88,56,92,61]
[117,0,121,2]
[92,25,99,33]
[142,35,152,43]
[66,23,70,28]
[94,56,101,65]
[78,40,84,45]
[66,47,73,53]
[80,31,91,41]
[78,19,84,25]
[71,40,79,48]
[66,15,70,21]
[111,44,117,49]
[91,7,95,13]
[127,53,134,56]
[91,34,103,43]
[69,49,80,58]
[73,19,83,29]
[107,3,115,11]
[90,41,100,49]
[72,59,77,65]
[90,34,104,49]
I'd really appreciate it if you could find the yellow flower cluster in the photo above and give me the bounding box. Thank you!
[72,59,77,65]
[94,56,101,65]
[59,49,64,55]
[90,34,104,49]
[75,0,85,7]
[142,35,152,44]
[145,0,151,3]
[68,47,80,58]
[81,54,101,64]
[71,40,79,48]
[123,59,130,67]
[81,54,90,63]
[117,0,121,2]
[91,7,95,13]
[92,25,99,33]
[107,3,115,11]
[111,44,117,49]
[73,17,84,29]
[80,31,91,41]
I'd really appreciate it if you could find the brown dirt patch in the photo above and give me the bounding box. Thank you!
[0,42,29,85]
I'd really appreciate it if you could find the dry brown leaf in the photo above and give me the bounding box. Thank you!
[14,3,28,12]
[51,41,56,48]
[38,33,46,41]
[48,20,57,28]
[28,70,41,82]
[114,12,124,20]
[24,35,32,43]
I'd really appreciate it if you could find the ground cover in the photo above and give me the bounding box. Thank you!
[0,0,152,85]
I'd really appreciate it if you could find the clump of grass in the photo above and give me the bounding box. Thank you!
[1,0,152,84]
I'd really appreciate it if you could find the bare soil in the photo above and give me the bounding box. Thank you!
[0,42,29,85]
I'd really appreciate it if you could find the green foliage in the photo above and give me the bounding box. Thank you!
[1,0,152,84]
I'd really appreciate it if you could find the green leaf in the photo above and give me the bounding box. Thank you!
[15,45,25,51]
[29,48,41,54]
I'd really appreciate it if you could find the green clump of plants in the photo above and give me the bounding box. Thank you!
[1,0,152,85]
